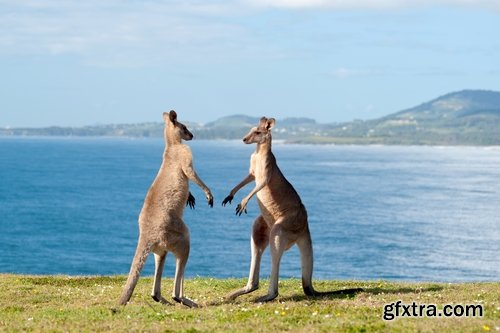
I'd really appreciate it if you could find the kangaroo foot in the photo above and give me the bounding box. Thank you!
[226,285,259,301]
[255,292,278,303]
[151,294,173,305]
[172,296,200,308]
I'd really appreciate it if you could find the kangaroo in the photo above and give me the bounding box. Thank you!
[119,110,213,308]
[222,117,362,302]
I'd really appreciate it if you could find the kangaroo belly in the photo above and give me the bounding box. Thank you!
[256,177,308,233]
[162,185,189,213]
[139,180,190,249]
[139,173,189,225]
[256,186,298,220]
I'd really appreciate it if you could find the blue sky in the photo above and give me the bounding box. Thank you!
[1,0,499,127]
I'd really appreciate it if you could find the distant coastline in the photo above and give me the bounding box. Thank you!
[2,89,500,146]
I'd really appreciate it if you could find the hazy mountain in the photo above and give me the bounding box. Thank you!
[2,90,499,145]
[203,114,260,128]
[195,115,321,140]
[290,89,500,145]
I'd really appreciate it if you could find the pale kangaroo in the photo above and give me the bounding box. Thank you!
[222,117,362,302]
[119,110,213,308]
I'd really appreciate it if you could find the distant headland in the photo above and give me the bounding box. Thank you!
[2,90,499,145]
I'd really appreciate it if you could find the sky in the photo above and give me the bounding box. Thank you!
[1,0,499,127]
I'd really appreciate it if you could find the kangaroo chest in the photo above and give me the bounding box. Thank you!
[250,152,282,220]
[251,151,273,184]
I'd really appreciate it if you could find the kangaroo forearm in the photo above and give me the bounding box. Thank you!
[243,182,265,202]
[230,184,244,196]
[183,167,208,192]
[230,174,254,196]
[191,174,210,193]
[197,180,211,194]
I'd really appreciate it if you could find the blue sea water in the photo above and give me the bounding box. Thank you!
[0,137,499,282]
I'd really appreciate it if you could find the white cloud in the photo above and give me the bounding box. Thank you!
[331,67,383,79]
[332,67,355,79]
[0,0,498,67]
[243,0,500,11]
[0,0,250,66]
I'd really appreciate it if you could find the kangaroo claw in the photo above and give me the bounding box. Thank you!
[235,204,247,216]
[222,195,233,206]
[186,192,196,209]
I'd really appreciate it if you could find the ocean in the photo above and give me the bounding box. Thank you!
[0,137,499,281]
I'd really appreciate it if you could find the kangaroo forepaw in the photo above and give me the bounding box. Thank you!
[186,192,196,209]
[173,296,200,308]
[235,204,247,216]
[222,195,233,206]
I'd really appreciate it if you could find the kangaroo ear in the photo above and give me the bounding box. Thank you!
[259,117,268,128]
[169,110,177,124]
[266,118,276,130]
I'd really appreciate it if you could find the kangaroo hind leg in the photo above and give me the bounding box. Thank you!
[256,222,291,303]
[151,251,172,304]
[227,216,269,301]
[171,233,199,308]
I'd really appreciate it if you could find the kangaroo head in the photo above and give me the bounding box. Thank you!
[162,110,194,142]
[243,117,276,144]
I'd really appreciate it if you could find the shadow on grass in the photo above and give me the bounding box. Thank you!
[163,285,446,307]
[263,285,445,303]
[206,288,365,305]
[363,285,444,295]
[278,288,364,302]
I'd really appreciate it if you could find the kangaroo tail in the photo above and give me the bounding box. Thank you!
[119,239,150,305]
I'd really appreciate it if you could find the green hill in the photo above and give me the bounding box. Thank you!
[294,90,500,145]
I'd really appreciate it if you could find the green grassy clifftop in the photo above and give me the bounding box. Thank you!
[0,275,498,332]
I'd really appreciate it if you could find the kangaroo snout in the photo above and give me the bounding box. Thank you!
[242,132,254,144]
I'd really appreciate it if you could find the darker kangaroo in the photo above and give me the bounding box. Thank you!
[222,117,362,302]
[119,110,213,308]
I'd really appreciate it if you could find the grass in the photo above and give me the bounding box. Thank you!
[0,274,498,332]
